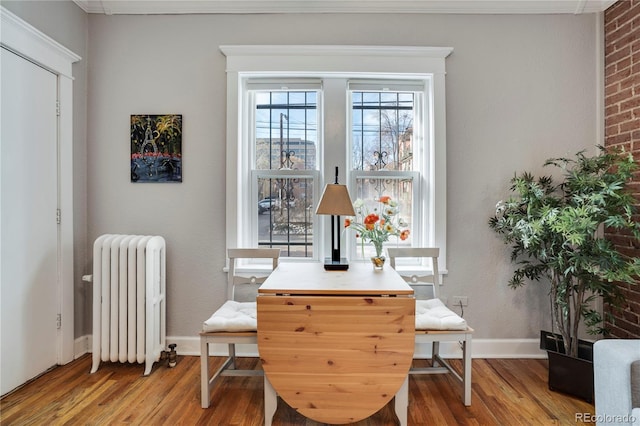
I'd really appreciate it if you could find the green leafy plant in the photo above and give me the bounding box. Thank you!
[489,146,640,358]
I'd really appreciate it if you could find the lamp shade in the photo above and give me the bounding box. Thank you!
[315,184,355,216]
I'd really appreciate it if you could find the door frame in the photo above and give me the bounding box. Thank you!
[1,7,80,364]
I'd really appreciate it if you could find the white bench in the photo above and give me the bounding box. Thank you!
[199,248,280,410]
[388,247,473,406]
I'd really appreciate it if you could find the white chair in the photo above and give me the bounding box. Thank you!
[200,248,280,409]
[388,247,473,406]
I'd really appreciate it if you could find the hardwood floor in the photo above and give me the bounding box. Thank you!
[1,354,594,425]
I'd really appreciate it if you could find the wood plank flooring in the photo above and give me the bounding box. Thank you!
[1,354,595,425]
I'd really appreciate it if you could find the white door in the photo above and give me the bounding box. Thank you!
[0,47,60,395]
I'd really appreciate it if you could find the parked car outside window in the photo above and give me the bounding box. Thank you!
[258,198,279,214]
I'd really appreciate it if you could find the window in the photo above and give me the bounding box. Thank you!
[349,83,423,260]
[251,88,319,257]
[222,46,452,270]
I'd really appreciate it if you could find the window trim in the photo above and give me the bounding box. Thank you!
[221,45,452,270]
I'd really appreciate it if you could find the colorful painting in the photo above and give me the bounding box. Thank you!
[131,114,182,182]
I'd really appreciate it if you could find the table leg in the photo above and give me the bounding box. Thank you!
[463,336,472,406]
[200,339,210,408]
[264,375,277,426]
[394,376,409,426]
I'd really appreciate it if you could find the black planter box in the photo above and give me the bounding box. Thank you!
[540,331,594,403]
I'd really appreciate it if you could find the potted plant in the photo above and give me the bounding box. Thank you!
[489,146,640,401]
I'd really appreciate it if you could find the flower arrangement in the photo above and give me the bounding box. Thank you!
[344,195,410,259]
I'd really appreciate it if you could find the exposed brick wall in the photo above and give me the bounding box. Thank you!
[604,0,640,338]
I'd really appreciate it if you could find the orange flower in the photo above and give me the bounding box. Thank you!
[363,213,379,225]
[400,230,410,241]
[344,218,351,228]
[379,195,391,204]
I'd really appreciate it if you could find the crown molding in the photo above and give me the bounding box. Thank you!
[72,0,617,15]
[0,7,81,77]
[220,45,453,58]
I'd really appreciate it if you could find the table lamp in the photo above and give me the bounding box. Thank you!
[316,167,355,270]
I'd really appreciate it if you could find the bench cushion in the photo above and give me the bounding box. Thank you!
[202,301,257,332]
[416,298,467,331]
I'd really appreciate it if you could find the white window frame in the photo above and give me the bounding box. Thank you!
[348,80,427,263]
[221,45,452,271]
[244,81,322,261]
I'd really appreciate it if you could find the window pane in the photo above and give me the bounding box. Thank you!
[351,91,414,172]
[257,177,314,258]
[351,177,413,259]
[254,91,318,171]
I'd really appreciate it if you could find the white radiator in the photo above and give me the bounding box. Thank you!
[90,234,166,375]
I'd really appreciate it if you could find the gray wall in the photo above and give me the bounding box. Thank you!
[5,4,600,349]
[87,12,598,342]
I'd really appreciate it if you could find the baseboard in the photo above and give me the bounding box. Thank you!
[77,335,546,359]
[160,336,547,359]
[469,338,546,359]
[74,335,90,359]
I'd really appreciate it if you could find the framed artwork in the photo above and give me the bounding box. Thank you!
[131,114,182,182]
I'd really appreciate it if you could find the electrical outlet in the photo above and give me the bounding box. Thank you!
[452,296,468,307]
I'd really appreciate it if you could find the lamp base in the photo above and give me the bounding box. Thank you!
[323,258,349,271]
